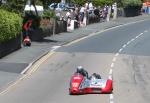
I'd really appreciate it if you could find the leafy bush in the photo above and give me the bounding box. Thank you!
[93,0,113,6]
[43,10,56,18]
[0,9,22,42]
[122,0,142,8]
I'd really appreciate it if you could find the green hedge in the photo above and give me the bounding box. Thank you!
[122,0,142,8]
[0,9,22,43]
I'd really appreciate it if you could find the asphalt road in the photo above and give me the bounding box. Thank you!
[0,19,150,103]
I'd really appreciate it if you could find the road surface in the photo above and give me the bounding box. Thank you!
[0,19,150,103]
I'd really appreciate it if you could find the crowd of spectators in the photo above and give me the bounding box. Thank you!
[55,2,109,28]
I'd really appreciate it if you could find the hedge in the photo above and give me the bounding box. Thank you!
[122,0,142,8]
[0,9,22,43]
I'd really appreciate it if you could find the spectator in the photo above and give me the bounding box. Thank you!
[79,6,85,24]
[85,2,89,10]
[65,10,71,26]
[89,2,93,11]
[75,7,79,21]
[94,7,100,17]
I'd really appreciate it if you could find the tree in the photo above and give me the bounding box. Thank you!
[0,0,28,14]
[122,0,142,7]
[71,0,86,6]
[93,0,113,6]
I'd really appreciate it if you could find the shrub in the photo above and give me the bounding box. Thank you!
[122,0,142,8]
[0,9,22,43]
[93,0,113,6]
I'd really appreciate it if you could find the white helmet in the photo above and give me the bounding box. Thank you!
[77,66,84,72]
[77,66,83,69]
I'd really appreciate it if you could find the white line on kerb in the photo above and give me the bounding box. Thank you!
[21,63,32,74]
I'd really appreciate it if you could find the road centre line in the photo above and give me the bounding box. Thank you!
[135,35,141,39]
[122,44,127,48]
[109,69,113,75]
[118,48,123,53]
[109,31,146,103]
[126,41,131,45]
[110,94,114,103]
[144,30,148,32]
[115,53,119,57]
[131,38,135,42]
[112,57,116,62]
[111,63,114,68]
[138,33,143,36]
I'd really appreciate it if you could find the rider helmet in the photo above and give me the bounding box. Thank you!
[77,66,84,73]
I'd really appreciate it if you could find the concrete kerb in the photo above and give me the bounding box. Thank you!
[21,51,50,74]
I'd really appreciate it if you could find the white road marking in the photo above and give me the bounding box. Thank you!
[119,48,123,53]
[122,44,127,48]
[21,63,32,74]
[52,46,61,49]
[139,33,143,36]
[110,94,114,100]
[126,41,131,45]
[109,69,113,75]
[51,46,61,51]
[131,38,135,42]
[144,30,148,33]
[111,63,114,68]
[115,53,119,57]
[135,35,139,39]
[109,30,148,103]
[108,75,113,80]
[112,57,116,62]
[64,19,150,47]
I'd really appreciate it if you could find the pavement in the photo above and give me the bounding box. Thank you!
[0,14,150,92]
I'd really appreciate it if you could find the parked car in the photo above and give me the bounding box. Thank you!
[49,3,66,11]
[65,3,75,10]
[56,3,66,11]
[48,3,57,10]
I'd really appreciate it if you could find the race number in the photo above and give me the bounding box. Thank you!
[72,83,79,87]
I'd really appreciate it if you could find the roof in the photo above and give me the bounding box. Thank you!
[24,5,44,11]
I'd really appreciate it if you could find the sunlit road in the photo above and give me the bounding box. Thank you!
[0,20,150,103]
